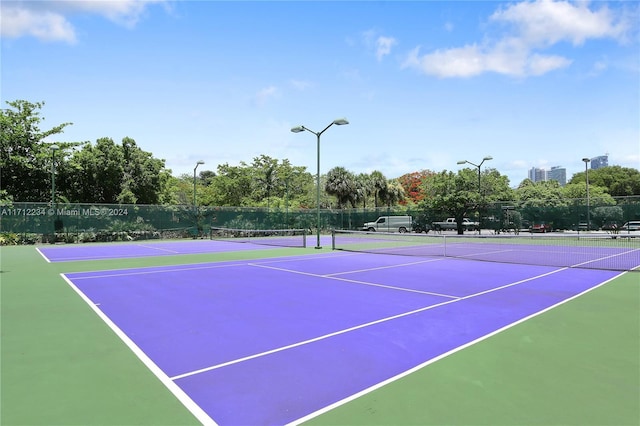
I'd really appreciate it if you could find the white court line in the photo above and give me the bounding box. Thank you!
[250,262,459,299]
[572,247,640,269]
[323,257,446,276]
[169,266,568,381]
[35,247,51,263]
[68,262,247,279]
[134,243,181,253]
[68,251,367,279]
[60,273,217,426]
[289,269,628,425]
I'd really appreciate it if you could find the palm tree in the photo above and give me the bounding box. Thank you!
[354,173,373,208]
[380,179,406,207]
[370,170,387,208]
[325,166,356,208]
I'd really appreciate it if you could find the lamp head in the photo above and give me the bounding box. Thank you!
[582,157,590,163]
[483,155,493,161]
[50,144,59,151]
[196,160,205,165]
[291,126,305,133]
[456,160,467,165]
[332,118,349,126]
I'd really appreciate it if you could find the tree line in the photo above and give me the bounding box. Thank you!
[2,100,640,219]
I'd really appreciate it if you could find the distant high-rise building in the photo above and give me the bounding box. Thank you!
[527,166,567,186]
[591,155,608,169]
[528,167,546,183]
[547,166,567,186]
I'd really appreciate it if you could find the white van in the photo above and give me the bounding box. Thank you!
[362,216,412,233]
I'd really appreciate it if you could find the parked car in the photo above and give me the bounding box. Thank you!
[412,219,431,233]
[576,221,598,231]
[621,221,640,231]
[530,222,552,233]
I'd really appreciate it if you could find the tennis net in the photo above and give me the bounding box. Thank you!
[210,227,307,248]
[332,230,640,272]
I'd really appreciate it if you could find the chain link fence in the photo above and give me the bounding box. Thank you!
[1,197,638,244]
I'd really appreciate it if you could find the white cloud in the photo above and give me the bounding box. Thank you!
[490,0,630,46]
[402,41,571,78]
[589,59,609,76]
[0,0,169,43]
[361,29,397,61]
[444,21,454,33]
[65,0,169,27]
[527,53,573,75]
[290,79,312,91]
[375,36,397,61]
[403,0,633,78]
[254,86,280,106]
[1,4,77,43]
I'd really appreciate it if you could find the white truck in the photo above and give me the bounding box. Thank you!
[432,217,479,232]
[362,216,412,233]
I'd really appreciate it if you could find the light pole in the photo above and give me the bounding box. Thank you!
[582,157,591,231]
[193,160,205,207]
[457,155,493,234]
[291,118,349,249]
[50,144,59,208]
[193,160,204,238]
[50,144,59,241]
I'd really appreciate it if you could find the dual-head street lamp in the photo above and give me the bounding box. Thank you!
[457,156,493,234]
[291,118,349,249]
[582,157,591,231]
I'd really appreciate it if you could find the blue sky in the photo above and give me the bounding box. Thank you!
[2,0,639,187]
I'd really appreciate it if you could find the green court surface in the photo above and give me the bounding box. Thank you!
[1,244,638,425]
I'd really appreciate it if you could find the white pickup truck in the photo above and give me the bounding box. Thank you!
[432,218,479,231]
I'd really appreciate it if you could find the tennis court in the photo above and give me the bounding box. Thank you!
[38,228,309,262]
[2,232,639,425]
[54,233,638,425]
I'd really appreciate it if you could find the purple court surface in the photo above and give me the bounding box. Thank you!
[37,239,291,262]
[59,248,628,425]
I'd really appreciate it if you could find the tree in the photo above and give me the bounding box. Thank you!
[353,173,373,208]
[120,137,167,204]
[369,170,387,208]
[62,137,168,204]
[251,155,280,209]
[325,166,356,208]
[162,174,194,205]
[397,170,434,205]
[379,179,405,207]
[514,179,570,229]
[65,138,123,203]
[420,168,513,234]
[569,166,640,196]
[206,163,253,206]
[0,100,73,202]
[562,182,615,206]
[515,179,566,208]
[420,170,475,234]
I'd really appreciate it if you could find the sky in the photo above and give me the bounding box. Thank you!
[2,0,639,187]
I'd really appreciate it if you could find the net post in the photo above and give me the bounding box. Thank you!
[331,229,336,250]
[303,229,307,248]
[443,235,447,257]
